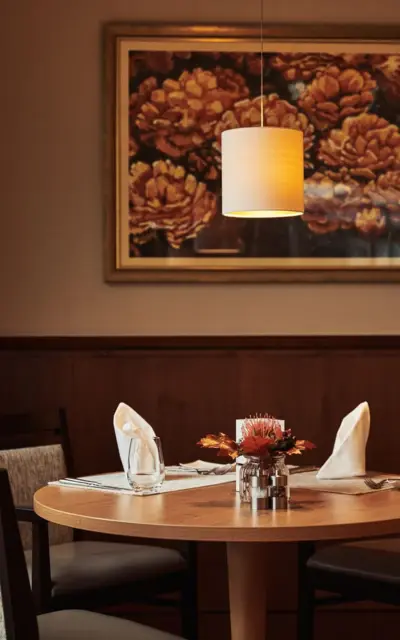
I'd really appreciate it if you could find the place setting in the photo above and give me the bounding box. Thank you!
[50,402,238,496]
[49,398,400,508]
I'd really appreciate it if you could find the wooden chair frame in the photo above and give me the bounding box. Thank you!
[0,467,40,640]
[0,409,198,639]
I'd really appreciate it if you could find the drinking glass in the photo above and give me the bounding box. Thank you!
[126,436,165,494]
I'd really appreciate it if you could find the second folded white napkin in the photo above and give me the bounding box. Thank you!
[317,401,370,479]
[113,402,159,473]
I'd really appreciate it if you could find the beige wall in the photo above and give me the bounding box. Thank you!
[1,0,400,336]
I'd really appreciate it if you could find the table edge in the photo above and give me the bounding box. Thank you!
[34,487,400,543]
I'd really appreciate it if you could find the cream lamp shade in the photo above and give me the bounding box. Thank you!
[221,127,304,218]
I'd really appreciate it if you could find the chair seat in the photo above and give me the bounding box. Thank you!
[38,609,181,640]
[26,540,186,598]
[308,537,400,585]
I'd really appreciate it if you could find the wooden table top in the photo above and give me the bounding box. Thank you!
[34,481,400,543]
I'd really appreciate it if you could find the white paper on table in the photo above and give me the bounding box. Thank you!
[50,470,235,495]
[235,418,285,491]
[166,460,234,474]
[317,401,370,480]
[113,402,159,473]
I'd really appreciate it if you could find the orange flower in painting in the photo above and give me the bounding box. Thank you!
[355,208,386,235]
[129,159,217,249]
[270,52,338,82]
[373,55,400,104]
[134,67,249,157]
[298,66,375,131]
[364,170,400,215]
[318,114,400,180]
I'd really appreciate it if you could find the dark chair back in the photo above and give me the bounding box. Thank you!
[0,468,39,640]
[0,408,74,475]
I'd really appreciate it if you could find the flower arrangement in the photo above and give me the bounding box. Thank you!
[198,414,315,459]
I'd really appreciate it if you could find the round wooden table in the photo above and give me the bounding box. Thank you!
[35,482,400,640]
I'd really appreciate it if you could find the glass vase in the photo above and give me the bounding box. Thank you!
[239,456,269,503]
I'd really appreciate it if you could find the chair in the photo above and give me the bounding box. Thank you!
[0,410,197,639]
[297,538,400,639]
[0,466,184,640]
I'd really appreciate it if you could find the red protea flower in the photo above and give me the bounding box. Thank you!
[240,435,274,457]
[241,414,283,440]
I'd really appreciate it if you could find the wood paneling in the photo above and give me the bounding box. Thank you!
[1,335,400,639]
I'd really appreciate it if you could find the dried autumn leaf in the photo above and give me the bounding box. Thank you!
[295,440,316,451]
[197,434,223,449]
[197,433,238,459]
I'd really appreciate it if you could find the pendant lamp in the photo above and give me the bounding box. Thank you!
[221,2,304,219]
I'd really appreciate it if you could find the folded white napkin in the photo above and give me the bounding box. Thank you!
[113,402,159,473]
[317,402,370,479]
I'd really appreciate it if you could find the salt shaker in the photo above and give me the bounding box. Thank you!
[250,475,269,511]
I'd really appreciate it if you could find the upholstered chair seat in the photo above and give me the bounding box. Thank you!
[38,610,181,640]
[25,540,186,602]
[308,537,400,586]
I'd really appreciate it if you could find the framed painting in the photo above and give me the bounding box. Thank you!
[104,23,400,282]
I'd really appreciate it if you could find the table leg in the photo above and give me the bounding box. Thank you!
[227,542,268,640]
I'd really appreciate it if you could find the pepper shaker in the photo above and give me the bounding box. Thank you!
[268,472,289,510]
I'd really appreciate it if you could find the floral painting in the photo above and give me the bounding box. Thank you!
[105,25,400,281]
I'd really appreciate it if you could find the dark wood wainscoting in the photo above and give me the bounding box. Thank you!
[1,335,399,639]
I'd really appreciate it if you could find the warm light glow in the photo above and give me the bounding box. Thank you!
[221,127,304,218]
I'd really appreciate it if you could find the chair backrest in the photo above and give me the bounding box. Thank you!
[0,409,74,549]
[0,409,73,473]
[0,468,39,640]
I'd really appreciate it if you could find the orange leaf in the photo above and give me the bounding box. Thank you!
[197,434,223,449]
[286,447,303,455]
[197,433,239,459]
[295,439,316,451]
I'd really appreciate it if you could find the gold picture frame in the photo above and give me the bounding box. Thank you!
[104,22,400,282]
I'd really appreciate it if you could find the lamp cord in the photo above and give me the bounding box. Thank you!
[260,0,264,127]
